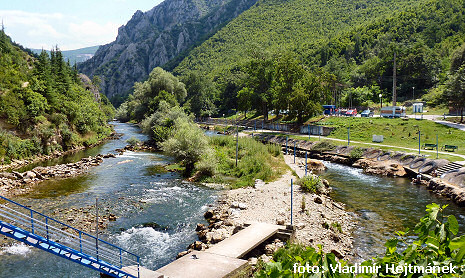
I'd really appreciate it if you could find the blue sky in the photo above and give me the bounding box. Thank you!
[1,0,163,50]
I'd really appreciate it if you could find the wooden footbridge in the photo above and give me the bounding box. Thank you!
[0,195,292,278]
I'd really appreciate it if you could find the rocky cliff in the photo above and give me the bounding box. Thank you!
[78,0,257,103]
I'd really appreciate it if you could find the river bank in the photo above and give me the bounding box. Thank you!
[0,132,122,173]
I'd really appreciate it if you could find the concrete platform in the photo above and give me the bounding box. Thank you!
[206,223,284,259]
[100,266,164,278]
[156,251,249,278]
[121,266,165,278]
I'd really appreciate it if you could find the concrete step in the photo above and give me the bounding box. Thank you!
[155,222,289,278]
[437,162,463,176]
[156,251,249,278]
[101,266,164,278]
[206,223,284,259]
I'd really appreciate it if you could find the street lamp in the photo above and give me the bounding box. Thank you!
[379,93,383,115]
[412,86,415,101]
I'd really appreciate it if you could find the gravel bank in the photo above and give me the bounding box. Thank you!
[203,154,356,259]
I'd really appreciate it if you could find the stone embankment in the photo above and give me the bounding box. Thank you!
[257,134,465,207]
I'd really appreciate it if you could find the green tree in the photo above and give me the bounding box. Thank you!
[243,48,274,120]
[161,117,210,173]
[445,66,465,122]
[182,72,218,118]
[271,52,304,117]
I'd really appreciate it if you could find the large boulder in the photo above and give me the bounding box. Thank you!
[307,160,326,171]
[354,159,406,177]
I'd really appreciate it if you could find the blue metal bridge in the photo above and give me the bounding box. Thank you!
[0,195,140,278]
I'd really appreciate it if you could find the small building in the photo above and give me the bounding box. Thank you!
[381,106,406,118]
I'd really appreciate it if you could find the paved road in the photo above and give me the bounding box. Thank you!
[434,120,465,131]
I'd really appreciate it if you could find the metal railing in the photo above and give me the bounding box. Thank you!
[0,195,140,278]
[196,118,333,136]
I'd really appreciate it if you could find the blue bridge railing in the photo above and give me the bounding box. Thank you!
[0,195,140,278]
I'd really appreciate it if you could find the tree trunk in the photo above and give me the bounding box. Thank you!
[297,111,303,124]
[263,102,268,121]
[461,107,464,123]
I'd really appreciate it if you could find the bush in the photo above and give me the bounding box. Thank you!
[296,175,325,194]
[161,117,211,172]
[349,147,364,159]
[195,149,217,177]
[126,136,141,146]
[311,140,336,152]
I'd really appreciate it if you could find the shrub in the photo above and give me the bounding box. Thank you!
[161,117,211,172]
[296,175,325,194]
[311,140,336,152]
[195,149,217,177]
[349,147,364,159]
[126,136,141,146]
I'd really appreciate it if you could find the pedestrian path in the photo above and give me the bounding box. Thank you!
[155,223,288,278]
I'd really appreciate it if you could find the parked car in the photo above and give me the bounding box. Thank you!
[345,109,357,116]
[361,109,374,117]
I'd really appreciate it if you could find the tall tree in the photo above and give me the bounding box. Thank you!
[243,49,274,120]
[445,66,465,122]
[271,52,304,117]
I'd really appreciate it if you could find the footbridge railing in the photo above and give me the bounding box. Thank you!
[0,195,140,278]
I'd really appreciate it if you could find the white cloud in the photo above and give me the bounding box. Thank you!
[0,10,119,50]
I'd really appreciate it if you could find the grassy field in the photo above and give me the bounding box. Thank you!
[314,117,464,153]
[251,131,463,162]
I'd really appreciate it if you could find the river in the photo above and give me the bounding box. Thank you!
[0,122,217,277]
[0,123,465,277]
[321,161,465,260]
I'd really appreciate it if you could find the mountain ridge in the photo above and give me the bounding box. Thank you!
[78,0,258,104]
[31,45,100,65]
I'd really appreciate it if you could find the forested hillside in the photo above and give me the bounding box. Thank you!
[0,29,114,165]
[173,0,465,116]
[174,0,424,77]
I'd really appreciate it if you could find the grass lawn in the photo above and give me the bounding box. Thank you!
[250,131,463,162]
[311,117,465,155]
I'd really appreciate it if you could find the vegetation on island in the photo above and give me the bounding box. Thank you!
[0,29,114,164]
[116,68,286,186]
[256,203,465,277]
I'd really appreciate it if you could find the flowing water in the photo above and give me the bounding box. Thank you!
[321,161,465,260]
[1,124,465,277]
[0,122,217,277]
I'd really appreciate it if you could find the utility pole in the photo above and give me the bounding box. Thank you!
[95,197,99,261]
[235,111,239,167]
[392,51,397,106]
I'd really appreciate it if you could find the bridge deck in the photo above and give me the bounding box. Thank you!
[206,222,283,258]
[156,223,286,278]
